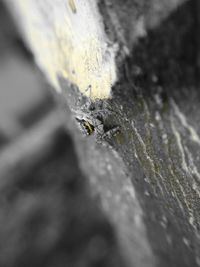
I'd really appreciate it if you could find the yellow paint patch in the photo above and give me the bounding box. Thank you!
[6,0,117,99]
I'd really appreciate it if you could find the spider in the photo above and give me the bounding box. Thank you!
[74,101,120,139]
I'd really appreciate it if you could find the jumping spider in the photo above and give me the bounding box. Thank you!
[73,101,120,140]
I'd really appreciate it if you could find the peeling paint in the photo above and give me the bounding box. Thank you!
[6,0,117,99]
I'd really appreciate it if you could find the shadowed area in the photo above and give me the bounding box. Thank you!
[105,1,200,266]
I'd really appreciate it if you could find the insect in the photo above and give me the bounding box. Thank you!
[68,0,77,13]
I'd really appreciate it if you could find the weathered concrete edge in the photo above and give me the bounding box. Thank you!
[56,83,156,267]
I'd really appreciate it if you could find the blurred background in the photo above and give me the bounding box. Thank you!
[0,0,55,147]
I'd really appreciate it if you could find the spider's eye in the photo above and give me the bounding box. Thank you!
[76,117,95,135]
[83,121,95,135]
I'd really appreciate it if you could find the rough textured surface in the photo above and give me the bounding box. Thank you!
[2,0,200,267]
[57,82,156,267]
[0,2,154,267]
[59,0,200,266]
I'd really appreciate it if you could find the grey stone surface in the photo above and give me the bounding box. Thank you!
[58,1,200,266]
